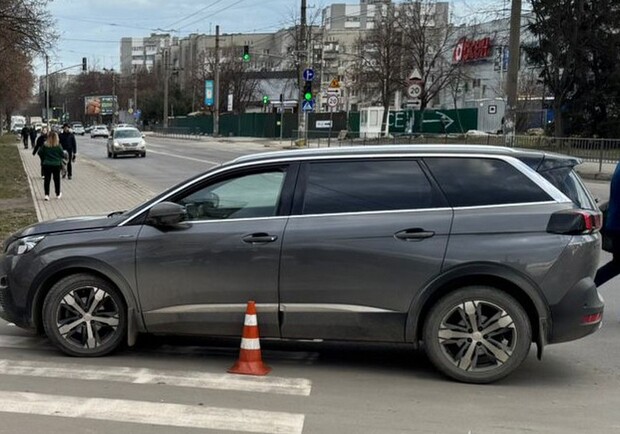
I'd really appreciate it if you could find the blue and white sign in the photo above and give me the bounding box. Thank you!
[302,68,315,81]
[204,80,214,106]
[302,100,315,112]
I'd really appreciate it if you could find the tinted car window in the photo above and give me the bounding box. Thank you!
[302,160,437,215]
[540,167,595,210]
[177,170,286,220]
[425,157,552,207]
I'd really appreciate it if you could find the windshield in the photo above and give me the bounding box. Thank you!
[115,129,141,139]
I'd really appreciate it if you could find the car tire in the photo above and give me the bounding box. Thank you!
[423,286,531,384]
[141,152,146,158]
[112,152,117,159]
[42,273,127,357]
[107,150,111,158]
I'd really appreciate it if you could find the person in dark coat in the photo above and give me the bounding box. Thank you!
[59,123,77,179]
[20,125,30,149]
[29,126,37,148]
[595,163,620,286]
[33,127,48,178]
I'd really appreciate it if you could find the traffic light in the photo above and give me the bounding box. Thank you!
[262,95,270,105]
[242,45,251,62]
[82,57,87,71]
[303,81,312,102]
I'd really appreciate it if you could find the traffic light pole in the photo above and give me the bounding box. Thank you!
[298,0,307,141]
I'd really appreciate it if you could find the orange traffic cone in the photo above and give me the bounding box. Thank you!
[228,300,271,376]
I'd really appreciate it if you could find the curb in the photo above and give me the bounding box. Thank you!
[16,142,43,222]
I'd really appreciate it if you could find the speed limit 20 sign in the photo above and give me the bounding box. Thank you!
[407,83,422,98]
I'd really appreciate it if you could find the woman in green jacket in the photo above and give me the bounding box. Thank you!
[38,131,64,200]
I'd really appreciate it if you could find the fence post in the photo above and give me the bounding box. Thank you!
[599,140,604,173]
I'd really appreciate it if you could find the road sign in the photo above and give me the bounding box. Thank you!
[422,111,455,130]
[303,68,315,81]
[406,99,421,110]
[329,78,340,88]
[302,100,315,112]
[327,95,339,108]
[326,88,341,96]
[407,83,422,98]
[316,120,333,129]
[408,68,422,81]
[488,104,497,115]
[204,80,214,106]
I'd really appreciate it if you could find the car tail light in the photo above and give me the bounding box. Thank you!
[547,210,603,235]
[582,312,602,325]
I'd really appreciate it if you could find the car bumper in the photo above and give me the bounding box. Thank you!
[548,278,604,344]
[113,148,145,155]
[0,254,33,329]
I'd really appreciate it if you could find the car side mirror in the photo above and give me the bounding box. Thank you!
[142,134,146,139]
[147,202,187,227]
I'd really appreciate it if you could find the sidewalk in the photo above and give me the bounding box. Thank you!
[19,144,155,222]
[575,161,615,181]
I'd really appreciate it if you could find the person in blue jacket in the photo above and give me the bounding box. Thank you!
[595,163,620,286]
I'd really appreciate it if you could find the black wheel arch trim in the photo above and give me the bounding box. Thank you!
[28,257,145,335]
[405,262,550,358]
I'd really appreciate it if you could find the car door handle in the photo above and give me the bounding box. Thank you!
[242,233,278,244]
[394,228,435,241]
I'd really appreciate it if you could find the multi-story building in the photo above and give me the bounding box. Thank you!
[120,34,174,76]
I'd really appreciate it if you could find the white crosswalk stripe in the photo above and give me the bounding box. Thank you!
[0,332,311,432]
[0,358,311,396]
[0,391,305,434]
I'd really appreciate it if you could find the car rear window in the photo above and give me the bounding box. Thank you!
[538,167,596,210]
[425,157,552,207]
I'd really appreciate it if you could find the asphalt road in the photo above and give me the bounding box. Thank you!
[2,136,619,433]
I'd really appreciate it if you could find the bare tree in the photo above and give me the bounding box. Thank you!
[353,3,405,136]
[0,46,34,132]
[0,0,56,54]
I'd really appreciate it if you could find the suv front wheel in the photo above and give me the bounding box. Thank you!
[42,274,127,357]
[423,287,531,383]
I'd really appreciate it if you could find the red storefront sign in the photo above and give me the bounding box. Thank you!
[453,37,492,63]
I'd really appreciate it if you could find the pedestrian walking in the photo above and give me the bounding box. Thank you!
[33,127,48,178]
[59,123,77,179]
[38,131,64,201]
[20,125,30,149]
[596,162,620,286]
[29,126,37,148]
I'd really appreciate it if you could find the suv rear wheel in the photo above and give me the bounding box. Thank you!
[423,287,531,383]
[42,274,127,357]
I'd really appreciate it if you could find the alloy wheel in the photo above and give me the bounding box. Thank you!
[437,300,517,372]
[55,286,121,350]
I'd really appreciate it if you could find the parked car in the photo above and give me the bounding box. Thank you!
[72,123,85,135]
[90,125,109,138]
[0,145,603,383]
[107,127,146,158]
[84,125,94,134]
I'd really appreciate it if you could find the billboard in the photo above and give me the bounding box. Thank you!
[85,95,117,116]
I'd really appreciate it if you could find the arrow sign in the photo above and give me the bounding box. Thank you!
[422,112,454,130]
[303,68,315,81]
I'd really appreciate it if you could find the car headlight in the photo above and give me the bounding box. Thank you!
[6,235,45,256]
[114,142,121,148]
[139,140,146,147]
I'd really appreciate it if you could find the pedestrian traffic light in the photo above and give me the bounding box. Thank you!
[303,81,312,101]
[82,57,87,71]
[262,95,270,105]
[243,45,251,62]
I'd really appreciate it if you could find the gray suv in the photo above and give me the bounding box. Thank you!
[0,146,604,383]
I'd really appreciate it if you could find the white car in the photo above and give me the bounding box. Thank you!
[90,125,109,138]
[72,124,85,135]
[107,127,146,158]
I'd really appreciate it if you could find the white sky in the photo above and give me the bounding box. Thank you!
[35,0,504,75]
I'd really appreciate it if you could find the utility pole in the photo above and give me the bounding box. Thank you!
[133,67,138,116]
[504,0,522,143]
[298,0,307,139]
[45,54,50,126]
[214,25,220,137]
[163,48,169,129]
